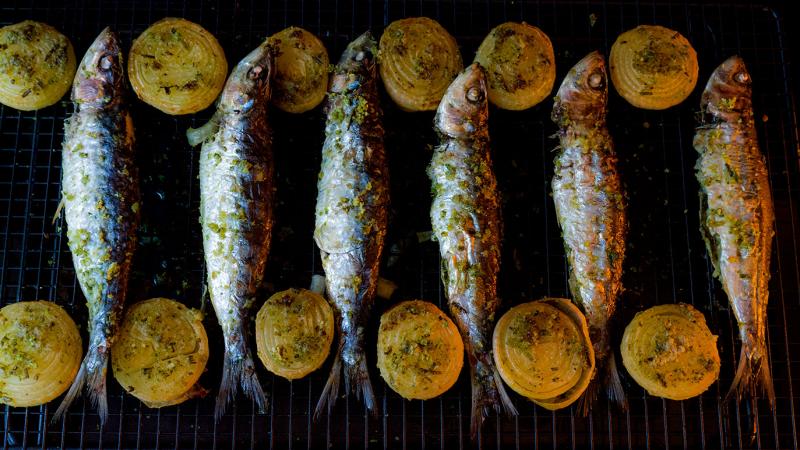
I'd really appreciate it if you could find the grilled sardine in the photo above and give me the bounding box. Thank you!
[429,63,517,436]
[54,28,140,424]
[189,40,274,420]
[314,32,389,415]
[694,56,775,408]
[551,51,627,411]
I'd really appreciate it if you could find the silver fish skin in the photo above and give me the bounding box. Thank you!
[694,56,775,408]
[314,32,388,416]
[54,28,140,425]
[191,40,274,420]
[551,51,627,411]
[429,63,517,437]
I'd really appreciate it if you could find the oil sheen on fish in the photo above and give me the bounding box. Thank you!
[189,40,274,420]
[551,51,627,411]
[54,28,140,424]
[429,63,517,436]
[314,32,388,416]
[694,56,775,408]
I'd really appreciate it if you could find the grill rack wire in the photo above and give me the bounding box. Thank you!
[1,1,799,449]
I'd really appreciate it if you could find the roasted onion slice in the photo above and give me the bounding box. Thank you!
[0,301,82,407]
[377,300,463,400]
[609,25,698,110]
[378,17,463,111]
[493,298,595,410]
[128,17,227,115]
[0,21,76,111]
[269,26,329,113]
[474,22,556,110]
[111,298,209,408]
[255,288,334,380]
[621,303,720,400]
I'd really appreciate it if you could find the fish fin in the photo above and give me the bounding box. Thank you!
[469,356,518,439]
[215,346,267,421]
[314,349,342,420]
[578,354,626,416]
[186,111,222,147]
[726,341,775,409]
[52,197,65,225]
[52,348,109,425]
[346,352,377,415]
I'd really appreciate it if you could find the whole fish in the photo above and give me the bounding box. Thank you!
[694,56,775,407]
[429,63,517,436]
[550,51,627,411]
[188,41,274,419]
[54,28,140,424]
[314,32,388,416]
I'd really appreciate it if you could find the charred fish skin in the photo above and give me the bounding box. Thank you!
[54,28,140,424]
[551,51,627,411]
[429,63,517,437]
[694,56,775,407]
[194,41,274,420]
[314,32,388,416]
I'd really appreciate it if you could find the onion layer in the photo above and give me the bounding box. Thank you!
[112,298,209,408]
[621,303,719,400]
[474,22,556,110]
[128,17,227,115]
[377,300,463,400]
[255,288,334,380]
[493,298,595,410]
[0,301,81,407]
[0,21,76,111]
[609,25,698,110]
[269,27,329,113]
[378,17,463,111]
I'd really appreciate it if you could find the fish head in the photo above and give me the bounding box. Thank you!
[329,31,377,94]
[219,40,274,113]
[700,55,752,123]
[435,63,488,140]
[72,28,125,108]
[552,51,607,126]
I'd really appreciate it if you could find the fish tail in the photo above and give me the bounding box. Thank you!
[726,340,775,409]
[215,342,267,421]
[314,336,376,418]
[52,346,109,425]
[579,351,627,416]
[469,353,518,438]
[314,344,342,419]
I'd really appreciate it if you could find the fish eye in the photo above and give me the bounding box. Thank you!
[99,54,114,70]
[588,71,605,90]
[466,86,484,103]
[248,65,265,80]
[734,71,750,84]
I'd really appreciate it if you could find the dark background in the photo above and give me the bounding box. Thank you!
[1,1,799,449]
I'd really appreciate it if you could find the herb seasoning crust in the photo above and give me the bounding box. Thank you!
[54,28,140,425]
[693,56,775,409]
[190,40,274,420]
[313,32,389,416]
[429,63,518,437]
[551,51,627,412]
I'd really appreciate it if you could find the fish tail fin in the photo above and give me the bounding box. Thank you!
[345,351,377,415]
[52,347,109,425]
[726,340,775,409]
[578,353,626,416]
[469,354,518,439]
[314,348,342,419]
[215,344,267,421]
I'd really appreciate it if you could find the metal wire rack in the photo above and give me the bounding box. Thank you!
[1,0,798,448]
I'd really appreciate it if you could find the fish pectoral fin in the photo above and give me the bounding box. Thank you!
[187,111,222,147]
[52,197,65,225]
